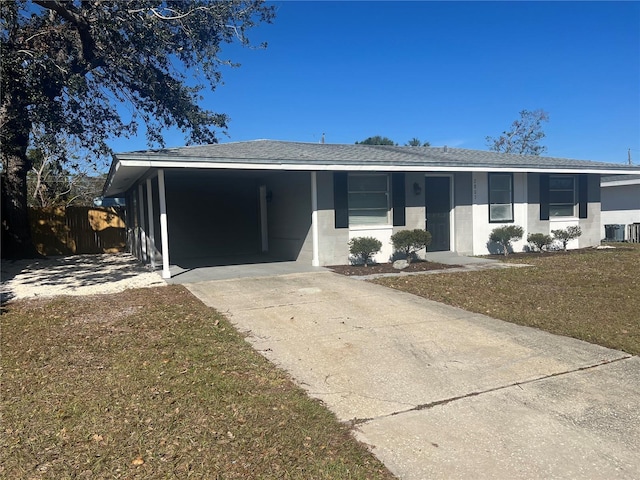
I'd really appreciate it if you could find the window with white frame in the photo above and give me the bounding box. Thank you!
[488,173,513,222]
[348,174,389,225]
[549,175,576,217]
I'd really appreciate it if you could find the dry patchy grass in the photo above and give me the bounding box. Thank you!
[373,244,640,356]
[1,285,394,479]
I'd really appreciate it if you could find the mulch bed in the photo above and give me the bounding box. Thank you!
[327,260,460,276]
[327,246,635,276]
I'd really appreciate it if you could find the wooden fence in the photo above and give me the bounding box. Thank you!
[29,206,127,256]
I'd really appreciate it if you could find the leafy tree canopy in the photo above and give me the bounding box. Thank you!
[486,109,549,155]
[1,0,275,257]
[405,138,431,147]
[355,136,431,147]
[355,136,396,146]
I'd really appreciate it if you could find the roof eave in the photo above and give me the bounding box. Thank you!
[113,156,640,176]
[601,179,640,187]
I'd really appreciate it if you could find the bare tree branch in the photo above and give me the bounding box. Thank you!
[127,6,211,20]
[487,109,549,156]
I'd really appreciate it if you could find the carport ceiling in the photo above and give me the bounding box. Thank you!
[168,169,281,181]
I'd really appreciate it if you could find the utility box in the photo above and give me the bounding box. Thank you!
[604,224,625,242]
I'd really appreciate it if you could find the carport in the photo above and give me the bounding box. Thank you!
[104,152,318,278]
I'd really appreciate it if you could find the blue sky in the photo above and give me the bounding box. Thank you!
[109,1,639,165]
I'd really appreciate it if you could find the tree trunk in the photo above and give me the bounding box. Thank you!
[1,110,39,259]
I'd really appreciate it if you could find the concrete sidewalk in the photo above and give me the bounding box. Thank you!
[186,271,639,480]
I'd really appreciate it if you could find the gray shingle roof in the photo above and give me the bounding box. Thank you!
[105,140,640,197]
[117,139,639,171]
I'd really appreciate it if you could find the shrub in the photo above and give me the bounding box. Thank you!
[489,225,524,256]
[551,226,582,251]
[390,229,432,264]
[348,236,382,266]
[527,232,553,252]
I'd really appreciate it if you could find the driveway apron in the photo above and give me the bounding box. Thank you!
[186,271,639,480]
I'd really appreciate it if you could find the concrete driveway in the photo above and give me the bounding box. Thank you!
[186,271,639,480]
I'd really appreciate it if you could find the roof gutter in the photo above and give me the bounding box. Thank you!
[601,178,640,187]
[113,157,640,176]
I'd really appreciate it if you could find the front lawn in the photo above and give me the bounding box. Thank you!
[1,286,394,479]
[373,244,640,356]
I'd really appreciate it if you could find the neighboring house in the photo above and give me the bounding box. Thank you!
[103,140,640,278]
[601,174,640,242]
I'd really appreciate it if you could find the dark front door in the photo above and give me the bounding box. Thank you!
[425,176,451,251]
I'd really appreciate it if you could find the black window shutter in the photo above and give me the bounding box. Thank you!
[578,174,588,218]
[392,173,406,226]
[540,174,550,221]
[333,172,348,229]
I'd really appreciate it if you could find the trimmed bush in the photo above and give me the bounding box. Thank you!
[489,225,524,256]
[391,229,432,264]
[551,226,582,251]
[348,236,382,266]
[527,232,553,252]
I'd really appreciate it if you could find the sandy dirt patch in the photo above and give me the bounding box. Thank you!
[1,253,166,302]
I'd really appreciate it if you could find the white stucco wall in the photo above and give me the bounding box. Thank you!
[548,218,581,250]
[348,225,394,264]
[316,171,607,265]
[471,172,529,255]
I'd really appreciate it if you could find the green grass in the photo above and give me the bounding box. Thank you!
[373,243,640,356]
[1,286,395,479]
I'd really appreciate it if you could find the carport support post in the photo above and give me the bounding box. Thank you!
[138,184,147,262]
[311,171,320,267]
[158,169,171,279]
[146,178,156,270]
